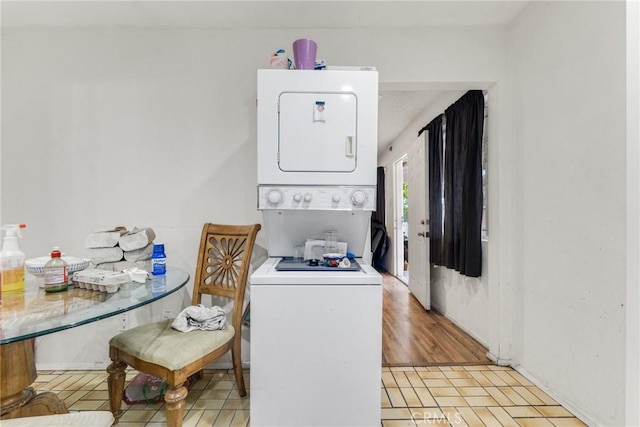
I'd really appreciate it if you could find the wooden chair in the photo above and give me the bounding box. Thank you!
[107,223,261,426]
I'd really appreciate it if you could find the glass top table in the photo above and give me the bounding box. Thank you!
[0,267,190,345]
[0,266,190,420]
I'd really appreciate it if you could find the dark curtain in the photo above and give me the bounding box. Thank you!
[443,90,484,277]
[371,166,388,268]
[372,166,386,225]
[419,114,444,266]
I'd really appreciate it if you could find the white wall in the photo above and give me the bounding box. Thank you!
[507,2,627,425]
[1,24,507,368]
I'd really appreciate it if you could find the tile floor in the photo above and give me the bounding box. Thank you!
[32,365,587,426]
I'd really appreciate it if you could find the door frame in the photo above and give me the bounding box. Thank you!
[393,155,407,283]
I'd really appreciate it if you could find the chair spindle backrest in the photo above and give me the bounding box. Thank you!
[192,223,261,330]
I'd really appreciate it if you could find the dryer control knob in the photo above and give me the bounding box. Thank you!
[267,189,284,207]
[303,193,313,203]
[351,190,368,207]
[332,194,341,203]
[293,193,303,203]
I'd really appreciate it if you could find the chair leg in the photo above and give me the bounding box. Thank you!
[106,359,127,424]
[232,340,246,397]
[164,384,188,427]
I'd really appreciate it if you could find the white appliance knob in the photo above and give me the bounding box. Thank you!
[267,189,283,206]
[293,193,303,203]
[351,190,367,207]
[303,193,313,203]
[332,194,341,203]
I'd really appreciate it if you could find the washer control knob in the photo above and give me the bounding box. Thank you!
[267,189,284,207]
[293,193,303,203]
[332,194,341,203]
[351,190,368,207]
[303,193,313,203]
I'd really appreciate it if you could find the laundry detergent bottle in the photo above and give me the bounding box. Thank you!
[0,224,26,292]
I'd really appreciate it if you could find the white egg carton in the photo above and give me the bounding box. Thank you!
[72,269,131,293]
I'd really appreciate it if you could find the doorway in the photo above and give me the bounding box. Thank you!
[393,156,408,284]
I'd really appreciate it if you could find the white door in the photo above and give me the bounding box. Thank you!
[407,135,430,310]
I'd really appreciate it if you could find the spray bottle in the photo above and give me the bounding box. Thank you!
[0,224,26,292]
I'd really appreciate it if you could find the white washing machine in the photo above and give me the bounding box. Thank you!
[250,68,382,426]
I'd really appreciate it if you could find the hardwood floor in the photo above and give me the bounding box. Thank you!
[381,271,491,366]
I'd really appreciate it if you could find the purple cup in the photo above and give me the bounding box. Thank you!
[293,38,317,70]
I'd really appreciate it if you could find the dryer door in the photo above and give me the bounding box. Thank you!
[278,92,357,173]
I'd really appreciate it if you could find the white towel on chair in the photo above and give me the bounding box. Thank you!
[171,304,227,332]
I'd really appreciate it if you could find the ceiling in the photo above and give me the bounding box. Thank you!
[1,1,528,151]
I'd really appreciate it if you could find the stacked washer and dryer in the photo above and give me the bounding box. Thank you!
[250,68,383,426]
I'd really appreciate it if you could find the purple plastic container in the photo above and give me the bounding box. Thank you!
[292,38,317,70]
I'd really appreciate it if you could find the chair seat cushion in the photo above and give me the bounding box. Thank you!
[0,411,114,427]
[110,319,235,370]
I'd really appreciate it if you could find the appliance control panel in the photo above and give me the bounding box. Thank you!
[258,185,376,211]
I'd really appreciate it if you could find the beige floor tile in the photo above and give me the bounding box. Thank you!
[439,366,454,372]
[505,406,544,418]
[443,371,473,379]
[211,409,236,426]
[449,378,482,387]
[222,399,250,410]
[419,371,448,379]
[118,408,156,423]
[388,387,409,407]
[499,387,530,405]
[191,399,226,410]
[534,406,575,418]
[548,418,588,427]
[457,387,489,397]
[482,371,509,387]
[464,365,492,371]
[434,396,468,406]
[440,406,465,423]
[81,390,110,400]
[384,371,400,388]
[431,387,461,397]
[183,409,205,427]
[382,388,393,408]
[193,410,220,426]
[468,371,494,387]
[391,366,418,372]
[414,388,438,407]
[512,386,545,405]
[423,379,454,387]
[464,396,499,407]
[528,387,559,405]
[406,371,427,388]
[229,409,250,427]
[393,371,413,387]
[515,419,555,427]
[381,407,414,420]
[456,406,485,427]
[412,407,446,420]
[400,387,424,407]
[495,370,522,386]
[68,399,106,410]
[199,389,232,400]
[508,370,535,386]
[484,387,514,405]
[473,406,502,426]
[488,407,520,427]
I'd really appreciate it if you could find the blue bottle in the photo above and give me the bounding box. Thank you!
[151,243,166,275]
